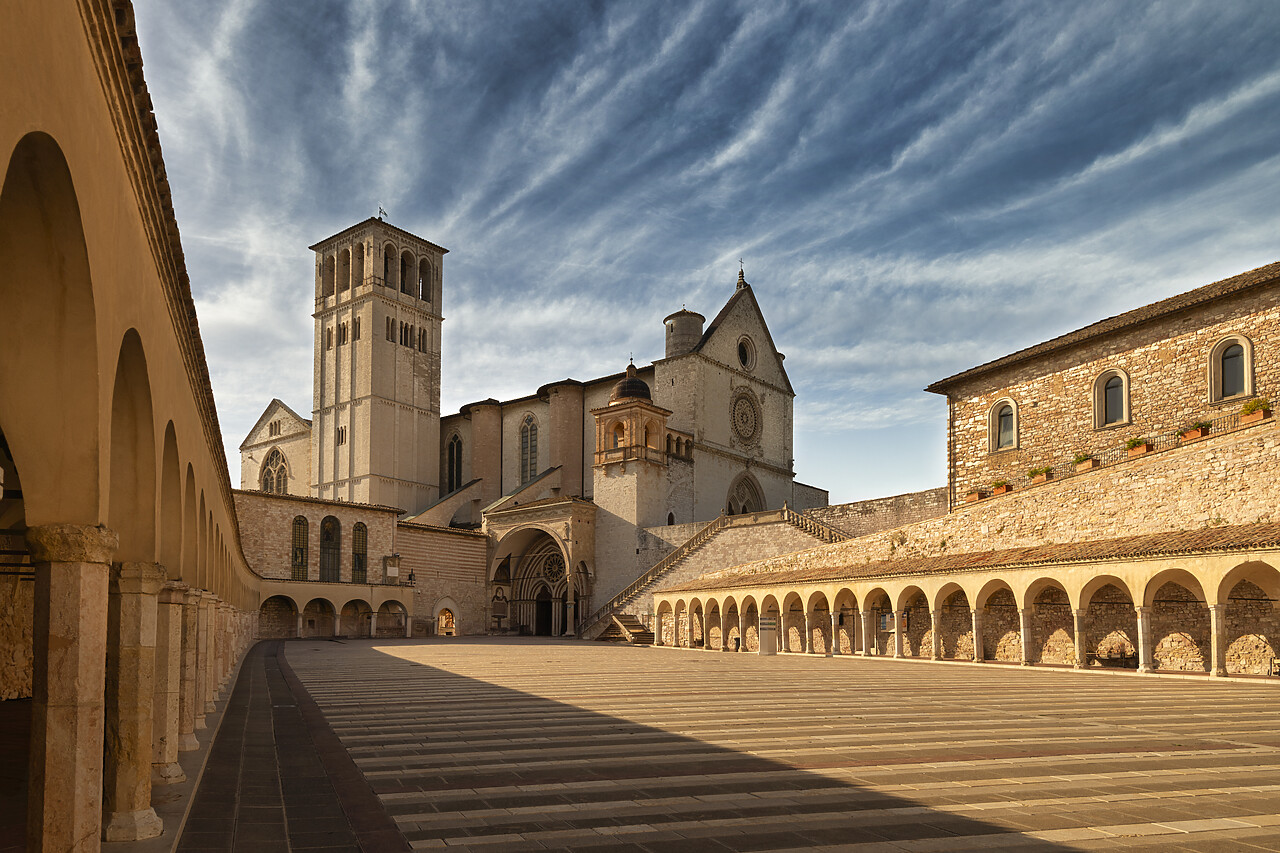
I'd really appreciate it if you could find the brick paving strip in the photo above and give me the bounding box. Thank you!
[286,638,1280,853]
[176,640,410,853]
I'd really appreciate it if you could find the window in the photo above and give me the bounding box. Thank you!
[268,419,281,437]
[337,322,348,346]
[737,336,756,370]
[383,243,395,288]
[338,248,350,292]
[336,426,347,446]
[1093,369,1130,428]
[400,251,412,294]
[446,434,463,493]
[319,516,340,582]
[352,522,367,584]
[325,327,333,350]
[520,415,538,484]
[1209,335,1253,402]
[321,255,335,297]
[667,512,675,526]
[612,423,625,448]
[988,400,1017,452]
[260,448,288,494]
[291,516,308,580]
[386,316,394,341]
[353,316,361,340]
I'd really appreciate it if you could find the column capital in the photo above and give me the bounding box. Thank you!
[25,523,118,564]
[160,580,190,604]
[1134,605,1151,617]
[111,561,166,596]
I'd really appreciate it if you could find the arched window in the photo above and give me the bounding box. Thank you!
[446,434,463,493]
[419,258,432,302]
[520,415,538,484]
[1209,335,1253,402]
[988,400,1017,452]
[1093,369,1130,428]
[338,248,350,292]
[260,448,289,494]
[612,423,625,449]
[321,255,335,296]
[291,516,308,580]
[351,522,367,584]
[320,516,340,582]
[353,242,365,286]
[667,512,675,526]
[400,251,413,294]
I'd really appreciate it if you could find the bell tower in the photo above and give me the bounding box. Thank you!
[309,217,446,513]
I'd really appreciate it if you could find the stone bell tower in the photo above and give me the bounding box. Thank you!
[309,217,446,513]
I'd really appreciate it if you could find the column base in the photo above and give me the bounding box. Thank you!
[194,714,206,731]
[179,732,200,751]
[930,655,941,661]
[103,807,163,841]
[1020,661,1032,666]
[1210,667,1227,677]
[205,701,216,713]
[1137,664,1153,673]
[152,761,187,785]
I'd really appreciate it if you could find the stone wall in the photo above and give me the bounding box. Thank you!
[1226,580,1280,675]
[697,420,1280,584]
[1030,587,1074,665]
[983,588,1021,662]
[1084,583,1137,662]
[806,488,948,538]
[0,575,32,699]
[399,522,487,636]
[943,285,1280,501]
[258,596,296,639]
[1151,582,1210,672]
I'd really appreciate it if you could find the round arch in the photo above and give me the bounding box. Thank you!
[302,598,336,638]
[259,595,298,639]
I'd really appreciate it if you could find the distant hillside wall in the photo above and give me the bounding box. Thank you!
[696,418,1280,584]
[805,488,948,537]
[631,520,827,614]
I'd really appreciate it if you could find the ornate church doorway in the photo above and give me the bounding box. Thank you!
[534,586,553,636]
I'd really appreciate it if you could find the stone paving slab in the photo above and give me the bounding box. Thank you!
[280,638,1280,852]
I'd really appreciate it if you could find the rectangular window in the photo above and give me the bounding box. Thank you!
[386,316,393,341]
[325,327,333,350]
[336,426,347,446]
[353,316,361,340]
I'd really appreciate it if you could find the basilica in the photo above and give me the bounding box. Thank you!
[238,217,829,638]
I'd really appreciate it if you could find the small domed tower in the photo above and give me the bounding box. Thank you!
[663,309,705,358]
[590,362,673,529]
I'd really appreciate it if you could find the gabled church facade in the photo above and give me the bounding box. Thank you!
[239,218,827,636]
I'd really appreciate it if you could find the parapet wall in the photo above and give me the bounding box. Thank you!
[805,488,948,538]
[701,417,1280,582]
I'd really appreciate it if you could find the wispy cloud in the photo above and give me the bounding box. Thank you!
[133,0,1280,500]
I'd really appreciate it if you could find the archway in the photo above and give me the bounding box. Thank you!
[833,588,857,655]
[438,607,456,637]
[977,581,1020,662]
[533,586,553,636]
[376,602,407,638]
[1025,579,1074,665]
[864,588,892,656]
[1219,562,1280,675]
[1082,578,1137,668]
[302,598,336,638]
[258,596,298,639]
[1145,572,1209,673]
[339,599,372,638]
[897,586,930,658]
[496,528,576,636]
[726,472,764,516]
[934,585,974,660]
[807,591,830,655]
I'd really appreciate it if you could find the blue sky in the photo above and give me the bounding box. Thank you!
[134,0,1280,503]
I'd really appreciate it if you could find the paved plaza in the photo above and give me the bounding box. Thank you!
[181,638,1280,852]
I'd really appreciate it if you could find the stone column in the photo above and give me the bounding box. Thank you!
[196,592,213,718]
[930,611,942,661]
[1018,607,1033,665]
[405,605,413,638]
[653,611,664,646]
[1073,608,1088,669]
[564,598,575,637]
[102,561,166,841]
[152,580,188,785]
[1208,604,1227,677]
[780,616,791,653]
[296,612,305,638]
[892,612,903,658]
[738,611,746,651]
[179,592,201,747]
[1135,606,1154,673]
[830,612,840,656]
[971,608,984,662]
[24,524,117,853]
[801,613,812,654]
[860,609,873,656]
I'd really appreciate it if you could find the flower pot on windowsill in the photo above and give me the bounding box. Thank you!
[1241,408,1272,425]
[1180,427,1209,441]
[1074,458,1099,472]
[1030,472,1054,485]
[1127,442,1152,458]
[991,484,1012,496]
[963,490,986,503]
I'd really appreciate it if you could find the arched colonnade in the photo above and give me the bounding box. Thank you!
[653,554,1280,677]
[258,588,411,639]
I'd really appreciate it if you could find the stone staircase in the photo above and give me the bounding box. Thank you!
[594,614,655,644]
[580,506,849,639]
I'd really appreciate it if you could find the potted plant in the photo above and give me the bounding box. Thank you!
[1241,397,1272,425]
[1028,465,1054,484]
[991,479,1012,496]
[963,488,987,503]
[1073,452,1098,472]
[1180,420,1211,441]
[1126,436,1152,457]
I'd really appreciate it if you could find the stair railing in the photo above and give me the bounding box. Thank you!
[579,513,728,637]
[781,504,851,543]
